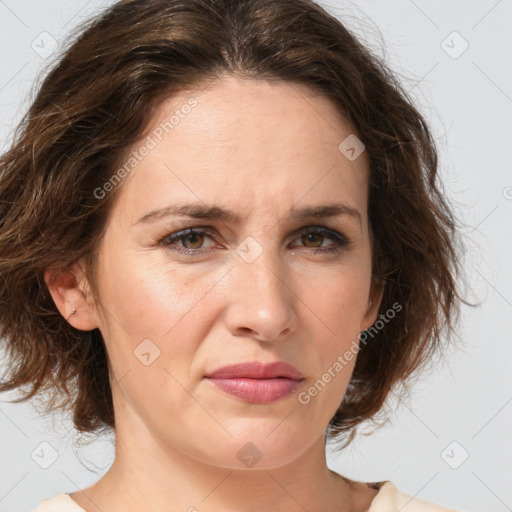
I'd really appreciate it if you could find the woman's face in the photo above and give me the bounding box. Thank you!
[82,74,380,469]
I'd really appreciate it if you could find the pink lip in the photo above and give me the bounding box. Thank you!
[205,362,304,404]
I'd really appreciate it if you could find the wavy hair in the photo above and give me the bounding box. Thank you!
[0,0,470,447]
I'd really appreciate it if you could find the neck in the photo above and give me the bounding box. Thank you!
[71,418,355,512]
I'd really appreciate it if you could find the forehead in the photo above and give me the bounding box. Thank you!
[149,74,364,152]
[111,74,370,226]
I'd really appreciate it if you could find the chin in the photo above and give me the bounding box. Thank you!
[189,425,315,471]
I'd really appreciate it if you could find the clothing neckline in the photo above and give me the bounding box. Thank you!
[57,481,394,511]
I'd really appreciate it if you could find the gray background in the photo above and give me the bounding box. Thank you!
[0,1,511,511]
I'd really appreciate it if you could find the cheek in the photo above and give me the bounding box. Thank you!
[294,290,363,427]
[311,265,370,332]
[301,268,369,391]
[91,253,216,397]
[96,246,223,340]
[94,252,217,419]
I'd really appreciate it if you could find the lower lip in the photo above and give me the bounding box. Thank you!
[206,377,302,404]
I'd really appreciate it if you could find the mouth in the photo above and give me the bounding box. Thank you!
[205,361,304,404]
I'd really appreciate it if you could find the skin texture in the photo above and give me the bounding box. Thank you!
[45,74,384,512]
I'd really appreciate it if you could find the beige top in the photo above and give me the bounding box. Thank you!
[33,481,461,511]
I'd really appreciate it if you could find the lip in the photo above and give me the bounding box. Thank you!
[206,361,303,380]
[205,361,304,404]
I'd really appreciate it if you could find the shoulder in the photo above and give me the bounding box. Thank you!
[33,493,85,512]
[368,481,463,512]
[32,482,465,512]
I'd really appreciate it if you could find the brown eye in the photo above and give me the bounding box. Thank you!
[301,232,324,248]
[290,226,351,254]
[160,227,217,254]
[180,232,206,250]
[160,225,352,258]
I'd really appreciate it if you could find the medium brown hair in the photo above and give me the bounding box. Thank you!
[0,0,470,446]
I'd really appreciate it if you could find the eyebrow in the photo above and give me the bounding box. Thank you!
[134,201,362,226]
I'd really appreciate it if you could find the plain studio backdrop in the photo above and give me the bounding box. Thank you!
[0,1,511,511]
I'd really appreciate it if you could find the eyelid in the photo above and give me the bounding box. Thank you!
[157,224,353,257]
[159,224,346,243]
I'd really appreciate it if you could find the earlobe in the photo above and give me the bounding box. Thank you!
[43,258,99,331]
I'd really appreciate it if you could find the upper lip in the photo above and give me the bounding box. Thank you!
[205,361,303,380]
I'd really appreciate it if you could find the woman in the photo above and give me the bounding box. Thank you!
[0,0,469,510]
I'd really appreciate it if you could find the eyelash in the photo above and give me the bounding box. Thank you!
[158,225,352,257]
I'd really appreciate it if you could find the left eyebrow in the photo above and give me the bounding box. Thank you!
[133,201,362,226]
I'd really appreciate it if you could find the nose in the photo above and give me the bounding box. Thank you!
[223,246,300,344]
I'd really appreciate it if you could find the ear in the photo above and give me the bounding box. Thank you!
[360,277,385,332]
[44,257,99,331]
